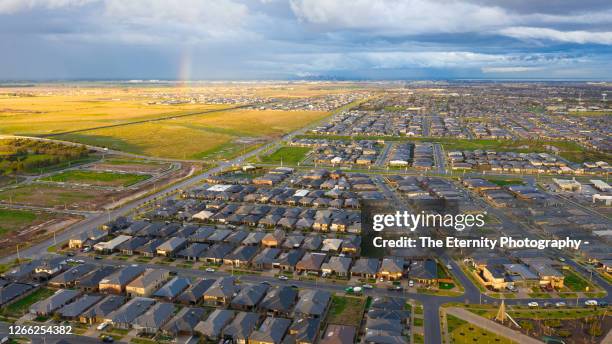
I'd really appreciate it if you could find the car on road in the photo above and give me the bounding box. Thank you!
[555,302,566,308]
[205,268,216,273]
[446,264,453,270]
[101,335,114,343]
[388,286,403,291]
[260,281,271,286]
[82,247,90,253]
[584,300,598,307]
[408,280,414,287]
[97,322,110,331]
[528,302,539,308]
[94,256,102,260]
[558,257,566,262]
[76,259,85,264]
[278,275,289,281]
[362,284,373,289]
[66,252,75,257]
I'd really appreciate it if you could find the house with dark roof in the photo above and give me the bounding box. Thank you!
[79,295,125,324]
[201,243,235,264]
[176,278,215,305]
[221,311,260,344]
[162,306,206,336]
[135,238,166,257]
[30,289,81,316]
[99,265,145,294]
[284,317,321,344]
[133,302,175,334]
[249,316,291,344]
[125,268,169,297]
[177,243,209,261]
[273,249,304,272]
[106,297,155,329]
[378,258,405,281]
[203,277,237,306]
[296,252,327,275]
[49,264,96,288]
[195,309,235,341]
[223,245,258,267]
[252,248,281,270]
[319,324,356,344]
[293,289,331,319]
[0,283,35,307]
[409,259,438,284]
[77,266,117,292]
[230,283,268,311]
[153,277,190,301]
[351,258,380,279]
[259,286,297,317]
[156,237,187,257]
[58,294,102,320]
[117,236,150,256]
[321,256,352,277]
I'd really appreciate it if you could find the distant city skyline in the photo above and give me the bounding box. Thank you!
[1,0,611,80]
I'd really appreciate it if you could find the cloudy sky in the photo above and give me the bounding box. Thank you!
[1,0,611,80]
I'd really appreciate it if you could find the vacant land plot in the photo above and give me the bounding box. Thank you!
[90,158,171,173]
[0,208,55,235]
[58,109,328,159]
[563,269,591,292]
[41,170,151,187]
[0,93,231,136]
[0,184,106,210]
[326,295,366,327]
[260,146,311,164]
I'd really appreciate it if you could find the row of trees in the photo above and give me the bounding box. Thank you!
[0,139,89,175]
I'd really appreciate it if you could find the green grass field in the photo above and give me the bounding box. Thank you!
[446,314,516,344]
[260,146,311,164]
[563,269,591,292]
[41,170,151,187]
[326,295,366,327]
[0,208,54,235]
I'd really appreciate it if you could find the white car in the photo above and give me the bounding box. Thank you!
[409,280,414,287]
[76,260,85,264]
[96,322,110,331]
[446,264,453,270]
[362,284,373,289]
[555,302,566,308]
[205,268,216,273]
[528,302,539,308]
[278,275,289,281]
[585,300,598,306]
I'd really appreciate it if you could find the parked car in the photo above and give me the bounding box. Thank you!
[409,280,414,287]
[528,302,539,308]
[205,268,216,273]
[278,275,289,281]
[555,302,566,308]
[584,300,598,307]
[97,322,110,331]
[362,284,373,289]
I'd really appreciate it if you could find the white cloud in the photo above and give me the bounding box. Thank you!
[289,0,512,34]
[499,27,612,45]
[0,0,94,14]
[481,66,544,73]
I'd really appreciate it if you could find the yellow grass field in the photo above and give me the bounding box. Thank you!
[0,93,232,135]
[57,109,328,159]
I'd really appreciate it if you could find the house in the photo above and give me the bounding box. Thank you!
[351,258,379,279]
[195,309,235,341]
[293,290,331,319]
[249,316,291,344]
[319,324,356,344]
[57,294,103,320]
[189,227,216,243]
[409,259,438,284]
[117,236,150,256]
[0,283,35,307]
[522,258,565,289]
[135,238,166,257]
[162,307,206,336]
[231,283,268,311]
[283,234,305,249]
[153,277,190,301]
[98,265,145,294]
[68,229,106,249]
[378,258,404,280]
[321,238,343,252]
[29,289,81,316]
[261,229,286,248]
[224,246,259,267]
[284,317,321,344]
[177,243,209,261]
[93,235,132,253]
[243,232,267,246]
[296,252,327,275]
[125,269,169,297]
[221,311,260,344]
[49,264,96,288]
[203,277,237,306]
[32,256,68,281]
[202,243,235,264]
[321,256,352,277]
[252,248,281,270]
[473,257,511,291]
[79,295,125,324]
[258,286,297,317]
[133,302,175,334]
[156,237,188,257]
[107,297,155,329]
[176,278,215,305]
[77,266,117,292]
[273,249,304,272]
